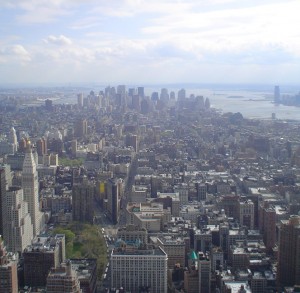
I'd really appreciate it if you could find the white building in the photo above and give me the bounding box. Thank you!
[22,143,43,236]
[110,246,167,293]
[2,187,33,253]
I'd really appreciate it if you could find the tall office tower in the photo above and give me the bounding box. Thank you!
[170,91,175,99]
[132,94,140,111]
[151,91,159,102]
[72,181,95,224]
[36,137,47,157]
[278,215,300,288]
[0,168,5,235]
[24,234,66,287]
[128,88,135,97]
[74,118,88,138]
[196,182,207,201]
[106,178,120,224]
[178,88,186,100]
[9,127,18,152]
[125,134,138,152]
[198,252,211,293]
[111,246,167,293]
[274,85,280,103]
[71,139,77,157]
[137,86,145,98]
[239,200,254,229]
[22,143,43,236]
[77,93,83,108]
[2,187,33,253]
[0,237,18,293]
[160,88,169,104]
[46,261,81,293]
[117,84,126,95]
[259,202,276,252]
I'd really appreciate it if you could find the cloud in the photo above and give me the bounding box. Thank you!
[0,44,31,63]
[44,35,72,46]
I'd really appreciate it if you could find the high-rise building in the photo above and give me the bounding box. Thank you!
[178,88,186,100]
[111,246,167,293]
[72,182,95,224]
[196,182,207,201]
[0,237,18,293]
[106,178,120,224]
[9,127,18,153]
[278,215,300,288]
[125,134,138,152]
[274,85,280,103]
[36,137,47,157]
[198,252,211,293]
[24,234,66,287]
[239,200,254,229]
[137,86,144,98]
[46,261,81,293]
[259,201,276,252]
[74,119,88,138]
[0,168,6,236]
[77,93,83,108]
[2,187,33,253]
[22,142,43,236]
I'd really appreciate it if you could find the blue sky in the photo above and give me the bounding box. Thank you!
[0,0,300,85]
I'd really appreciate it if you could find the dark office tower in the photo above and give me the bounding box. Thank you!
[125,134,138,152]
[170,91,175,100]
[74,118,88,138]
[117,85,126,95]
[128,88,135,97]
[0,237,18,293]
[45,99,53,111]
[72,182,95,224]
[132,95,140,111]
[0,168,5,236]
[18,137,27,153]
[24,235,66,288]
[77,93,83,108]
[205,97,211,109]
[141,99,149,114]
[36,137,47,157]
[274,85,280,103]
[151,92,159,102]
[278,215,300,288]
[137,86,145,98]
[196,182,207,201]
[178,88,186,100]
[160,88,169,104]
[107,178,119,224]
[198,252,211,293]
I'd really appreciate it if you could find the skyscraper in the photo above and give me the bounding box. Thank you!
[2,187,33,253]
[72,181,95,224]
[0,168,5,236]
[278,215,300,288]
[274,85,280,103]
[198,252,211,293]
[0,237,18,293]
[106,178,120,224]
[22,142,43,236]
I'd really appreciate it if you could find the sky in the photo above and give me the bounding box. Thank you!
[0,0,300,85]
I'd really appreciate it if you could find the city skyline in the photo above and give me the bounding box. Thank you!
[1,0,300,85]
